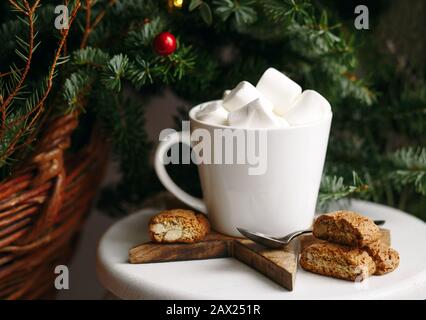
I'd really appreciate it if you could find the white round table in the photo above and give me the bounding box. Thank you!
[96,200,426,299]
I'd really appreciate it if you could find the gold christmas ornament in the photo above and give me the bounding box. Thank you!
[168,0,183,9]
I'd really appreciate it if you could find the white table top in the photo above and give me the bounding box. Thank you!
[96,200,426,299]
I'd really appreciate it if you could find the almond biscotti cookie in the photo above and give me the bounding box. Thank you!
[149,209,210,243]
[313,210,381,247]
[300,242,376,281]
[363,241,400,275]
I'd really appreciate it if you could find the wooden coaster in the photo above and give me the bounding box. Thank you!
[129,229,390,291]
[232,238,298,290]
[129,232,234,264]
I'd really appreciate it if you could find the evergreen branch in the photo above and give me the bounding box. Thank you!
[7,0,27,14]
[126,45,195,87]
[62,0,69,55]
[0,110,27,168]
[101,54,129,92]
[127,57,157,89]
[213,0,258,26]
[26,1,81,122]
[389,147,426,195]
[80,0,117,48]
[81,0,92,49]
[261,0,311,24]
[95,94,154,216]
[63,71,93,112]
[91,0,117,30]
[0,1,82,162]
[72,47,110,67]
[1,1,37,127]
[165,44,196,81]
[318,171,369,208]
[0,68,23,78]
[124,17,164,49]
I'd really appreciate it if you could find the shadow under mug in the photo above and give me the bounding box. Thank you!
[155,100,332,237]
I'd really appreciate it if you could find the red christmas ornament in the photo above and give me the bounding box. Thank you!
[153,32,177,56]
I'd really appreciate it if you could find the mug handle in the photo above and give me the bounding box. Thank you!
[154,131,207,213]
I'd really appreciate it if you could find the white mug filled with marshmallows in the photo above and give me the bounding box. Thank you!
[196,67,331,128]
[155,68,333,237]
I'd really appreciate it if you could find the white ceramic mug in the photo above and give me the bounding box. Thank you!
[155,100,332,237]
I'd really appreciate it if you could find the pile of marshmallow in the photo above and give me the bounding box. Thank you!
[196,68,331,128]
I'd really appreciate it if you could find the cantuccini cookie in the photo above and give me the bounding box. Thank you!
[300,242,376,281]
[149,209,210,243]
[363,241,400,275]
[313,210,381,247]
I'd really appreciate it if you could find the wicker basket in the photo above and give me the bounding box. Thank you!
[0,112,108,299]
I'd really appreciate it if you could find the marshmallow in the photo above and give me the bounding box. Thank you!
[256,68,302,116]
[222,90,231,99]
[223,81,263,112]
[196,101,229,126]
[228,97,283,129]
[283,90,331,125]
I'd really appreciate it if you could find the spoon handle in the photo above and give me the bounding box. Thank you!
[278,229,312,242]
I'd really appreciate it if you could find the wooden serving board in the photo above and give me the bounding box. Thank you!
[129,232,235,263]
[129,229,390,291]
[129,232,298,290]
[232,238,298,290]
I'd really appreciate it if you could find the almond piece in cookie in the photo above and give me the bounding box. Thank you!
[149,209,210,243]
[300,242,376,281]
[363,241,400,275]
[313,210,381,247]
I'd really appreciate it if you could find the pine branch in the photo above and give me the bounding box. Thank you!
[213,0,258,26]
[159,44,196,83]
[72,47,110,67]
[127,57,158,89]
[318,172,369,209]
[261,0,312,24]
[63,71,93,112]
[80,0,117,48]
[24,1,81,127]
[95,93,156,216]
[124,17,164,49]
[1,1,38,126]
[101,54,129,92]
[7,0,27,14]
[0,0,81,165]
[389,147,426,195]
